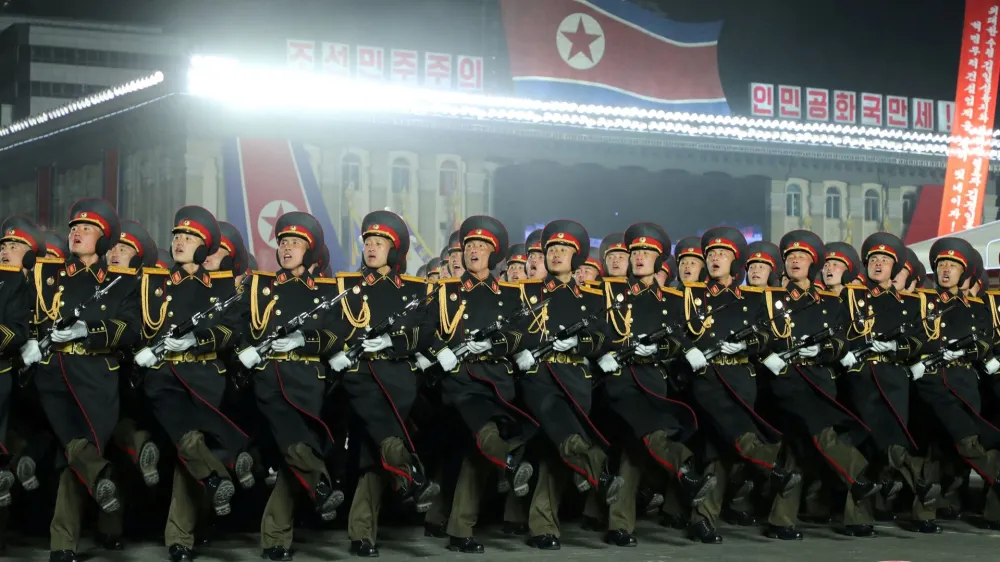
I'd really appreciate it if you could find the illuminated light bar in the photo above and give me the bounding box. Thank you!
[186,55,1000,159]
[0,71,165,139]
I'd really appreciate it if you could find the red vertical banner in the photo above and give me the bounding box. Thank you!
[938,1,1000,235]
[103,149,120,208]
[36,165,52,227]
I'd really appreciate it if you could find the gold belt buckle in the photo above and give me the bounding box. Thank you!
[72,342,86,355]
[183,351,196,362]
[289,351,300,361]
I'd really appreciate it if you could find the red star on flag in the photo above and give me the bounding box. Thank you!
[561,17,601,62]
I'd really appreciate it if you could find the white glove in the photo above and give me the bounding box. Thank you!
[362,333,392,352]
[720,341,747,355]
[50,320,87,343]
[909,362,926,381]
[437,348,459,372]
[633,335,657,357]
[597,353,619,373]
[871,340,897,353]
[328,351,351,372]
[798,344,821,358]
[271,331,305,353]
[415,353,433,371]
[985,357,1000,375]
[164,332,197,352]
[134,347,157,368]
[465,340,492,354]
[238,347,262,369]
[762,353,786,375]
[840,351,858,368]
[943,349,966,361]
[20,340,41,366]
[685,348,707,371]
[552,335,579,352]
[515,349,536,371]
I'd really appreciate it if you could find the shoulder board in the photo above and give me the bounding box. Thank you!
[845,283,866,290]
[683,281,706,288]
[602,276,627,284]
[437,277,461,284]
[661,287,683,297]
[969,296,984,304]
[35,257,64,265]
[499,281,521,289]
[580,286,603,296]
[0,264,20,273]
[108,266,137,276]
[740,285,764,293]
[816,289,837,297]
[210,271,233,280]
[252,270,276,277]
[899,291,918,298]
[399,274,425,284]
[519,278,542,284]
[915,288,936,295]
[141,267,169,275]
[335,272,362,278]
[314,277,338,285]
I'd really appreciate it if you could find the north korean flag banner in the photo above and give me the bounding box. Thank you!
[499,0,730,114]
[222,138,348,273]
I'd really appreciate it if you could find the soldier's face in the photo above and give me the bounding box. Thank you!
[546,244,573,275]
[866,254,894,285]
[203,247,229,272]
[172,233,203,264]
[784,250,813,282]
[363,236,390,269]
[449,250,465,277]
[463,240,492,275]
[891,268,911,292]
[747,262,772,287]
[106,242,138,268]
[654,270,668,287]
[528,251,546,279]
[580,265,600,282]
[69,223,101,256]
[506,263,526,281]
[823,260,847,286]
[280,236,308,270]
[630,249,658,278]
[678,256,703,282]
[0,240,29,268]
[706,248,735,280]
[606,251,629,276]
[936,259,963,290]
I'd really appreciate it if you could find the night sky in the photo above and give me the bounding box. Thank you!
[2,0,970,114]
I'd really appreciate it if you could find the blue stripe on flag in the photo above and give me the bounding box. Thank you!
[289,142,348,273]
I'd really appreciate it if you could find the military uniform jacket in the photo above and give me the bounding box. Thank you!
[0,265,31,375]
[683,280,771,358]
[33,258,141,453]
[336,268,432,360]
[428,272,526,362]
[601,276,697,439]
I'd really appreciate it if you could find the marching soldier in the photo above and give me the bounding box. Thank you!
[759,230,881,539]
[425,257,443,283]
[675,236,707,284]
[744,241,781,288]
[655,256,677,288]
[599,233,628,278]
[575,249,603,286]
[513,220,623,550]
[596,222,715,547]
[446,231,465,279]
[429,215,537,553]
[822,242,862,297]
[908,238,1000,532]
[678,226,796,544]
[525,229,545,280]
[0,216,39,505]
[26,199,139,562]
[504,244,528,282]
[893,248,922,292]
[838,232,939,533]
[236,212,344,561]
[328,210,439,558]
[133,207,251,562]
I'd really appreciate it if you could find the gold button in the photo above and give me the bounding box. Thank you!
[461,299,467,305]
[59,271,65,277]
[210,297,217,303]
[710,332,716,337]
[742,306,748,312]
[314,298,320,304]
[402,295,408,301]
[627,303,633,309]
[313,314,319,320]
[823,322,829,328]
[166,295,172,302]
[100,304,106,311]
[902,310,908,315]
[276,310,282,316]
[362,295,368,301]
[743,320,748,325]
[166,281,172,286]
[58,285,64,291]
[662,309,667,315]
[498,315,504,320]
[581,305,587,311]
[208,314,214,319]
[273,295,279,301]
[499,301,504,307]
[168,311,174,317]
[790,322,795,328]
[941,323,946,327]
[707,305,713,311]
[542,289,548,293]
[821,309,827,314]
[462,314,469,319]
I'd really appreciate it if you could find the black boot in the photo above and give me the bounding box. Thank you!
[603,529,637,547]
[423,522,447,538]
[314,477,345,521]
[95,532,124,550]
[688,520,723,544]
[261,546,293,560]
[49,551,79,562]
[850,478,881,502]
[350,539,379,557]
[526,534,560,550]
[764,525,803,540]
[168,545,194,562]
[448,536,485,553]
[678,461,717,506]
[203,474,235,516]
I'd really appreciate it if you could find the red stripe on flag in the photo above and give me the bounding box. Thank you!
[903,185,944,245]
[237,139,310,272]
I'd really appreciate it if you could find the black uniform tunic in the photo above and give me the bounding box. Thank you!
[0,265,31,458]
[139,265,248,458]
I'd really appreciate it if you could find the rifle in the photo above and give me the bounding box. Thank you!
[344,292,436,367]
[853,301,957,362]
[923,332,978,371]
[702,296,819,361]
[530,296,624,361]
[615,293,736,364]
[254,287,352,356]
[30,275,123,368]
[147,275,252,361]
[778,323,844,361]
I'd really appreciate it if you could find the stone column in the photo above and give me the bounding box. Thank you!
[767,179,787,242]
[845,183,865,246]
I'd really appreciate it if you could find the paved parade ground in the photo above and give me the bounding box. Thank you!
[6,517,999,562]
